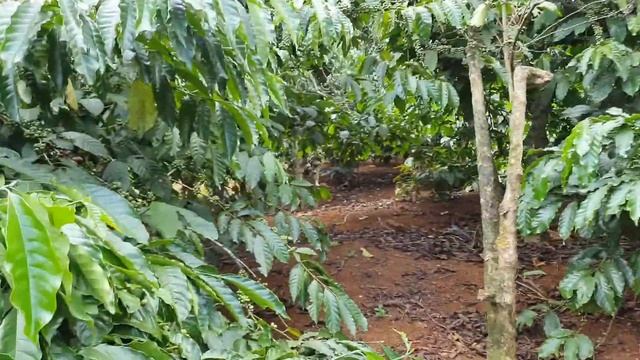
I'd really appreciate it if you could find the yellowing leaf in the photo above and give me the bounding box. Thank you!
[469,3,489,27]
[127,80,157,135]
[65,79,78,111]
[286,327,301,339]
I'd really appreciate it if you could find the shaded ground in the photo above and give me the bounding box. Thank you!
[269,164,640,359]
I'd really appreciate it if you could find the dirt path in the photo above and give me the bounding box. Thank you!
[269,165,640,359]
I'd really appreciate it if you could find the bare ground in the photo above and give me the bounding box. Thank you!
[267,164,640,359]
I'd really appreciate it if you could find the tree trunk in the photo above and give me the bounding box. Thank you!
[503,47,514,101]
[466,42,504,358]
[292,142,305,180]
[490,66,553,360]
[525,84,554,149]
[502,5,514,101]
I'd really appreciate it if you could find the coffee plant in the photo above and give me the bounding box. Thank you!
[3,0,640,358]
[520,111,640,316]
[0,0,386,359]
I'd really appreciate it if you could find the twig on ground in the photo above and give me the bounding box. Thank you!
[335,212,353,225]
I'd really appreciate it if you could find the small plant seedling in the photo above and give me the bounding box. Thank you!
[375,304,388,318]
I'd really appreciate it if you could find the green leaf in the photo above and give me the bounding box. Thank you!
[594,271,616,314]
[555,73,570,100]
[228,218,241,243]
[167,0,195,67]
[0,0,46,69]
[168,327,201,360]
[629,15,640,36]
[48,205,76,228]
[221,117,238,161]
[575,275,595,307]
[102,160,131,190]
[145,202,218,240]
[538,338,563,359]
[134,0,158,34]
[625,182,640,224]
[616,257,634,286]
[560,270,588,299]
[119,0,136,60]
[59,0,85,52]
[61,0,102,83]
[516,309,536,331]
[289,263,307,302]
[262,152,278,183]
[607,17,627,42]
[47,343,77,360]
[337,295,356,336]
[79,184,149,244]
[4,192,63,342]
[607,182,632,217]
[558,201,578,240]
[248,0,275,61]
[0,2,19,38]
[96,0,120,58]
[300,220,319,247]
[575,186,609,233]
[60,131,110,158]
[62,224,115,314]
[197,272,248,326]
[623,68,640,95]
[279,184,293,206]
[129,340,173,360]
[0,310,41,360]
[78,98,105,116]
[117,289,141,313]
[603,261,625,297]
[144,202,181,238]
[0,69,19,121]
[80,344,147,360]
[252,235,274,276]
[288,215,301,242]
[101,230,156,286]
[218,274,287,317]
[155,266,192,322]
[554,17,589,41]
[564,337,579,360]
[250,220,289,263]
[575,334,594,360]
[614,127,634,157]
[269,0,299,43]
[323,288,340,333]
[543,311,561,337]
[307,280,323,323]
[179,209,218,240]
[265,71,288,112]
[245,156,263,190]
[128,80,158,135]
[127,299,160,337]
[218,100,254,148]
[531,200,562,234]
[338,292,367,332]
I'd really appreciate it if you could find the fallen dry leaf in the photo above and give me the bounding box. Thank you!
[360,247,374,258]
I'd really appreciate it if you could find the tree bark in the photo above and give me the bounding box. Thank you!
[490,66,553,360]
[502,4,515,101]
[466,41,505,358]
[525,84,554,149]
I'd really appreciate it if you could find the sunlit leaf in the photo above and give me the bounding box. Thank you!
[4,192,63,342]
[128,80,158,136]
